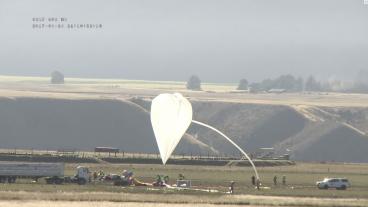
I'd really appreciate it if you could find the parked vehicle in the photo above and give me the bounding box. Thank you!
[46,165,90,185]
[0,162,90,185]
[316,178,350,190]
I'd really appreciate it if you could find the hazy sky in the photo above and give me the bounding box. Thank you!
[0,0,367,82]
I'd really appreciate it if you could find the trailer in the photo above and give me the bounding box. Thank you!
[0,162,89,185]
[94,147,119,153]
[0,162,64,183]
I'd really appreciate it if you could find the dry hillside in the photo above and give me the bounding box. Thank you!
[0,77,368,162]
[0,97,215,155]
[131,98,368,162]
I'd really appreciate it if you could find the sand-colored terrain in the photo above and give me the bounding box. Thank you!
[0,192,367,207]
[1,76,368,162]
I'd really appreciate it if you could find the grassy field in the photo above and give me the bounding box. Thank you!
[1,75,368,107]
[55,162,368,198]
[0,75,237,92]
[0,162,368,206]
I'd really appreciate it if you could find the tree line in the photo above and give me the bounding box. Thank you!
[186,74,323,92]
[50,71,368,94]
[186,72,368,93]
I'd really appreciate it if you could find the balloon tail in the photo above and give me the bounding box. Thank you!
[191,120,260,181]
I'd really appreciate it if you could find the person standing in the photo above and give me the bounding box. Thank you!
[273,175,278,186]
[229,181,235,194]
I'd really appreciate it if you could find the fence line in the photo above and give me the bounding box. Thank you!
[0,148,245,161]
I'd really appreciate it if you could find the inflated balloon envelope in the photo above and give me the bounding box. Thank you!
[150,93,192,164]
[150,93,260,181]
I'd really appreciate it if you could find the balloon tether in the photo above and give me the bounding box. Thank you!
[191,120,260,181]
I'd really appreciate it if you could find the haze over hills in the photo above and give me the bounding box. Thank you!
[2,0,368,160]
[1,0,368,82]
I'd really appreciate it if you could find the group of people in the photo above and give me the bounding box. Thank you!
[153,174,170,187]
[251,176,261,189]
[229,175,288,194]
[252,175,286,187]
[273,175,287,186]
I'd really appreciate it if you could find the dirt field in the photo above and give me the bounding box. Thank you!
[0,190,367,207]
[0,201,263,207]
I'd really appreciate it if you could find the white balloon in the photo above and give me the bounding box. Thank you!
[151,93,260,181]
[150,93,192,164]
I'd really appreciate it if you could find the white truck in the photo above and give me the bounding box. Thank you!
[0,162,90,185]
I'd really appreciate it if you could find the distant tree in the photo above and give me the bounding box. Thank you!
[352,70,368,93]
[260,78,274,91]
[274,75,296,90]
[249,75,303,93]
[51,71,64,84]
[237,79,248,90]
[257,74,303,92]
[305,76,321,91]
[186,75,201,90]
[249,82,262,93]
[296,77,304,92]
[355,70,368,85]
[321,81,332,92]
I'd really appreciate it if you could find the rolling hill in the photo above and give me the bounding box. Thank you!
[0,93,368,162]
